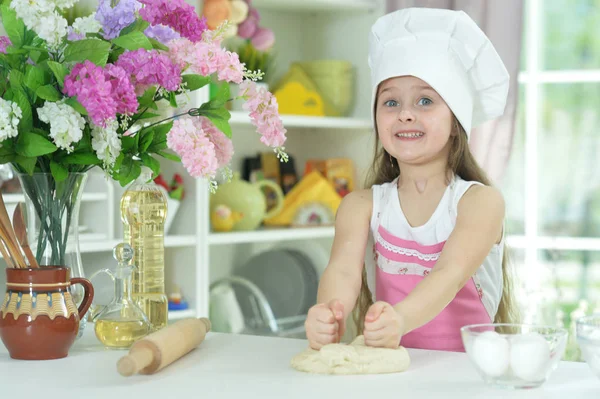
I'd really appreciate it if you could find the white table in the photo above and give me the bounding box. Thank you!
[0,329,598,398]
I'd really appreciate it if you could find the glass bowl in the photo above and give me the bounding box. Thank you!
[576,314,600,378]
[461,323,568,389]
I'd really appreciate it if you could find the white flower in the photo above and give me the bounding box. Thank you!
[11,1,68,47]
[37,11,68,47]
[91,120,122,170]
[0,99,22,141]
[37,101,85,153]
[71,13,102,36]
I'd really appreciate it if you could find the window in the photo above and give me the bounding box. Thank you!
[502,0,600,359]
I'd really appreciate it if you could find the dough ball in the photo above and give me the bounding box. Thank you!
[290,335,410,375]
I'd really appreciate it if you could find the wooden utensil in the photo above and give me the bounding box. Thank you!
[117,317,211,377]
[0,194,28,268]
[13,203,39,268]
[0,238,15,268]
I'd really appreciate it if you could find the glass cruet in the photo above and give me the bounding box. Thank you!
[93,243,152,349]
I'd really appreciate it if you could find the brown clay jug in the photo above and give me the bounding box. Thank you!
[0,266,94,360]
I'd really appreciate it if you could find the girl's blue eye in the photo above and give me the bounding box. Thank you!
[384,100,398,107]
[418,98,432,106]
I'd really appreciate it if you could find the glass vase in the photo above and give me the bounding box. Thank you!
[16,172,89,338]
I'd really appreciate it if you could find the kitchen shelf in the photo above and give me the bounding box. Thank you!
[209,226,335,245]
[229,111,372,130]
[2,192,108,203]
[253,0,375,12]
[168,309,197,321]
[79,235,197,253]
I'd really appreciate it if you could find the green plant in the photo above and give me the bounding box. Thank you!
[236,41,275,85]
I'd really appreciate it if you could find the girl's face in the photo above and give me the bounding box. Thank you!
[375,76,454,166]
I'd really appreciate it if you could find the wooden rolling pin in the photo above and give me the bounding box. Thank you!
[117,317,211,377]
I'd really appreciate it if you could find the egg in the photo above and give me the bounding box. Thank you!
[509,333,551,381]
[471,331,510,377]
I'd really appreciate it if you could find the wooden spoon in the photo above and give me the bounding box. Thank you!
[13,203,39,268]
[0,193,28,268]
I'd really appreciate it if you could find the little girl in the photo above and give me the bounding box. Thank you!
[305,8,519,352]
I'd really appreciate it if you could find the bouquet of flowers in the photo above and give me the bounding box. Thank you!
[0,0,287,190]
[0,0,287,266]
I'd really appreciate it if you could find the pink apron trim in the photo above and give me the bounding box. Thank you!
[378,225,446,254]
[376,242,438,268]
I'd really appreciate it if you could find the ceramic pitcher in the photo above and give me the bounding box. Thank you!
[0,266,94,360]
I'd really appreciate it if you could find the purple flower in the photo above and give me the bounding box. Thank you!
[251,27,275,51]
[116,49,182,92]
[144,24,180,45]
[0,36,12,54]
[67,27,86,41]
[95,0,142,40]
[64,61,139,127]
[138,0,208,42]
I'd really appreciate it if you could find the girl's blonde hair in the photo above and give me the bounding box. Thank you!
[353,116,520,335]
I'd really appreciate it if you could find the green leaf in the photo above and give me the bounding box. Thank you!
[36,85,61,101]
[64,39,111,66]
[140,130,154,152]
[153,121,174,137]
[62,152,102,165]
[16,132,57,157]
[112,31,153,51]
[140,153,160,177]
[133,111,161,120]
[148,121,172,151]
[138,86,157,108]
[156,150,181,162]
[12,89,32,130]
[122,134,139,153]
[0,142,15,164]
[50,161,68,182]
[113,153,124,171]
[24,65,48,91]
[181,74,211,92]
[149,38,169,51]
[65,97,88,115]
[120,19,150,36]
[15,155,36,174]
[199,107,232,138]
[10,69,24,88]
[117,157,141,187]
[47,61,69,88]
[169,91,178,108]
[214,81,231,106]
[1,4,25,48]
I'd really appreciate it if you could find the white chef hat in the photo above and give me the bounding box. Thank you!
[368,8,510,137]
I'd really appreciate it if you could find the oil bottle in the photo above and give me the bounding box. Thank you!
[120,166,168,331]
[94,243,151,349]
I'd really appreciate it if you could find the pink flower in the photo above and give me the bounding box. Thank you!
[139,0,208,42]
[104,64,139,116]
[116,49,182,92]
[64,61,137,126]
[239,80,287,148]
[237,16,258,39]
[0,36,12,54]
[167,116,219,179]
[168,38,244,84]
[251,27,274,51]
[200,117,233,167]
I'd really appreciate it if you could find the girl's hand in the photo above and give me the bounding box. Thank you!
[305,299,345,350]
[364,301,405,349]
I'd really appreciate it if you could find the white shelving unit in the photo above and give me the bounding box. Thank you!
[252,0,376,12]
[229,111,372,130]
